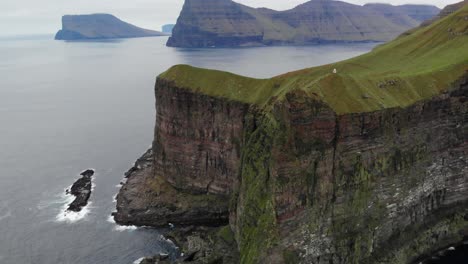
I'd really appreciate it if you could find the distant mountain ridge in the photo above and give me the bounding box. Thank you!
[365,3,441,21]
[167,0,440,48]
[420,0,468,26]
[162,24,175,34]
[55,14,167,40]
[364,3,440,26]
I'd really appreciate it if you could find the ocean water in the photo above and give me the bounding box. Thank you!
[0,35,461,263]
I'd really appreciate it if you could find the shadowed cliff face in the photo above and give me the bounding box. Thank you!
[167,0,264,47]
[114,79,249,228]
[245,77,468,263]
[153,78,249,195]
[167,0,439,48]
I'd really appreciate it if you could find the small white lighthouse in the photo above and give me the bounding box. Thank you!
[333,68,337,74]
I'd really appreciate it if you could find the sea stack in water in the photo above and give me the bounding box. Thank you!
[67,169,94,212]
[55,14,167,40]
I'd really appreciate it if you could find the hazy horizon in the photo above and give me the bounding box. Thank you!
[0,0,459,36]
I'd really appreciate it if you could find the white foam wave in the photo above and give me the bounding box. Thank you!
[107,214,138,231]
[56,201,92,223]
[157,234,177,249]
[133,257,144,264]
[55,172,96,223]
[114,224,138,232]
[107,214,115,224]
[55,188,92,223]
[117,176,128,187]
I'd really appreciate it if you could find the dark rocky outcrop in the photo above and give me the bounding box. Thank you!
[55,14,167,40]
[167,0,439,48]
[66,169,94,212]
[417,240,468,264]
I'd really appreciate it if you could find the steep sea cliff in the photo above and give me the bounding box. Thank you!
[115,4,468,264]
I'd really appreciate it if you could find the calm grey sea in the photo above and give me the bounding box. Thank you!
[2,35,459,264]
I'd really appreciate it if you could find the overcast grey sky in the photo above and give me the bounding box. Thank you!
[0,0,458,36]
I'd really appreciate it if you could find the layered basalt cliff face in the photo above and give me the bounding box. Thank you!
[167,0,439,48]
[116,4,468,264]
[153,78,248,196]
[249,78,468,263]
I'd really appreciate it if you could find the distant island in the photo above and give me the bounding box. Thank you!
[55,14,167,40]
[162,24,175,34]
[167,0,440,48]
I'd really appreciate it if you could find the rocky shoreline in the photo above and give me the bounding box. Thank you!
[114,149,238,263]
[139,226,239,264]
[66,169,94,212]
[113,146,230,228]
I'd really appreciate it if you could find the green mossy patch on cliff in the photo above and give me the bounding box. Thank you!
[160,5,468,114]
[235,112,280,263]
[147,176,225,206]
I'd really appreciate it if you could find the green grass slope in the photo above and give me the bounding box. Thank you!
[160,5,468,114]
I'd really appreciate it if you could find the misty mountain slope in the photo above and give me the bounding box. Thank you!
[167,0,440,47]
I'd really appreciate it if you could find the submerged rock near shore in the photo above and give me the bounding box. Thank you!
[117,4,468,264]
[66,169,94,212]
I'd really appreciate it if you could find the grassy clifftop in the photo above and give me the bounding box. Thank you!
[160,5,468,114]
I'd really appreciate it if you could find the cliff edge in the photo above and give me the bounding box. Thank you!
[116,4,468,264]
[55,14,167,40]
